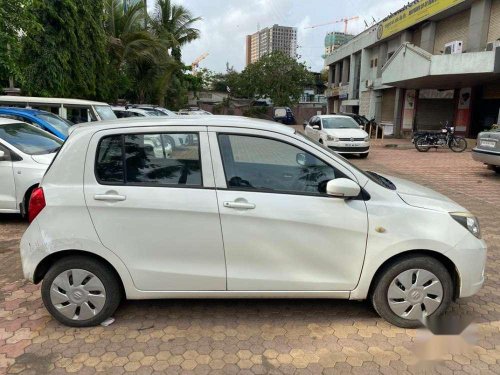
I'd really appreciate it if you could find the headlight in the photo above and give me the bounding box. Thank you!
[327,135,338,142]
[450,212,481,238]
[363,136,369,142]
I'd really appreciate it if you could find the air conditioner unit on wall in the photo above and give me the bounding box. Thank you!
[486,40,500,51]
[444,41,463,54]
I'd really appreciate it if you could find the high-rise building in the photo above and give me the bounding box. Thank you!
[323,32,354,59]
[245,24,298,65]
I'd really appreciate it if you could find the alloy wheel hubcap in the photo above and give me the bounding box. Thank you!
[387,269,443,320]
[50,269,106,320]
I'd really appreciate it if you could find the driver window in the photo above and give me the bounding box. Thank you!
[218,134,342,195]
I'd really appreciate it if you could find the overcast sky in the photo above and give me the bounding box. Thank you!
[146,0,408,73]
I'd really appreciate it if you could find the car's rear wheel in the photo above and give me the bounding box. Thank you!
[41,256,121,327]
[371,255,453,328]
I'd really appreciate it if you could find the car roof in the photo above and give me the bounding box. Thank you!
[0,95,109,106]
[0,107,45,116]
[70,115,295,135]
[317,115,353,119]
[0,117,25,125]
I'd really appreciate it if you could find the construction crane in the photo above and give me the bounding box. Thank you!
[191,52,209,74]
[305,16,360,34]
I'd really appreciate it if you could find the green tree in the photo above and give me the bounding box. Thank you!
[20,0,110,99]
[239,52,314,106]
[0,0,37,88]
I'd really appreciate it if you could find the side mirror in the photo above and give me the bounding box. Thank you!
[0,150,5,160]
[296,152,306,166]
[312,125,320,130]
[326,178,361,198]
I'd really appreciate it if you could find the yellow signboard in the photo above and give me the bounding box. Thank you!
[377,0,466,40]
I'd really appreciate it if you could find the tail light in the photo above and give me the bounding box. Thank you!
[28,187,46,223]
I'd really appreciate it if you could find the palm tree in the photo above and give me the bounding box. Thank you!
[150,0,201,61]
[104,0,166,69]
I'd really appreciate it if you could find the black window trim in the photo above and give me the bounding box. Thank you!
[215,132,369,199]
[94,131,204,189]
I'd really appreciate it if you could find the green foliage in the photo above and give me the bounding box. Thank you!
[19,0,110,98]
[0,0,38,87]
[238,52,314,106]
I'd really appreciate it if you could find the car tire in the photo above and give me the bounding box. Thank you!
[359,153,369,159]
[41,256,122,327]
[371,255,453,328]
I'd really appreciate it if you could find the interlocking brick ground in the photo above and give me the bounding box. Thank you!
[0,143,499,374]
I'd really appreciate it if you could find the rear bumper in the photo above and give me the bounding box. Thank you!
[20,220,48,282]
[472,148,500,166]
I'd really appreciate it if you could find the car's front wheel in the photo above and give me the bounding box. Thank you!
[41,256,121,327]
[371,255,453,328]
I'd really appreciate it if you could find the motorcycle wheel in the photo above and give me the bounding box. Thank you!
[450,137,467,152]
[415,137,431,152]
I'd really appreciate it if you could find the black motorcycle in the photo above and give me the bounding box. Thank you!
[414,123,467,152]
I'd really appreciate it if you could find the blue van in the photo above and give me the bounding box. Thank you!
[0,107,73,140]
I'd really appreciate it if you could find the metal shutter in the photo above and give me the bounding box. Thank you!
[381,88,396,123]
[433,9,470,54]
[415,99,455,130]
[488,0,500,42]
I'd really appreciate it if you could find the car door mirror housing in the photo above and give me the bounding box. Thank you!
[326,178,361,198]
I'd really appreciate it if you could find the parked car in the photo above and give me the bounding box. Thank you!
[112,106,156,118]
[21,116,486,328]
[132,105,177,116]
[304,115,370,158]
[0,118,62,216]
[472,127,500,172]
[0,96,116,123]
[273,107,295,125]
[0,107,73,140]
[178,108,213,116]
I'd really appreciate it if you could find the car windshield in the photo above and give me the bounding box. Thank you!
[0,122,63,155]
[296,132,396,190]
[322,117,359,129]
[94,105,117,120]
[36,113,73,137]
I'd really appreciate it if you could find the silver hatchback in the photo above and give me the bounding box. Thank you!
[472,127,500,172]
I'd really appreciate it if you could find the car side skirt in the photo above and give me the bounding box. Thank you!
[124,290,351,300]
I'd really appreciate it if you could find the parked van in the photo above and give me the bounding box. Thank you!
[0,96,116,124]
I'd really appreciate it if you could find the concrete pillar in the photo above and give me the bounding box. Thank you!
[371,90,382,123]
[401,30,413,44]
[468,0,491,52]
[328,65,334,85]
[359,48,370,86]
[334,62,341,85]
[420,22,436,53]
[341,57,350,84]
[377,43,388,78]
[393,88,405,138]
[348,54,357,99]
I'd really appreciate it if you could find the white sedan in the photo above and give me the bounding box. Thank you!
[305,115,370,158]
[0,118,60,217]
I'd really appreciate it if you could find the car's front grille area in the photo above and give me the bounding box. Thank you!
[328,146,370,153]
[338,137,365,141]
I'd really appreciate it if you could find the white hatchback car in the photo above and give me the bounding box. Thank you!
[0,118,61,217]
[305,115,370,158]
[20,116,486,328]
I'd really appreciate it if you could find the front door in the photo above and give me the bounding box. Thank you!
[84,128,226,291]
[211,130,368,291]
[0,144,16,210]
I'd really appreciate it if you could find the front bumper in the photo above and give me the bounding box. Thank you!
[327,141,370,154]
[472,148,500,167]
[447,233,487,298]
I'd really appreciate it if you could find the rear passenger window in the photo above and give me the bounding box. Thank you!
[95,133,202,186]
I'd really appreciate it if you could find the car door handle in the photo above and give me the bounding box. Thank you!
[94,194,126,202]
[223,201,256,209]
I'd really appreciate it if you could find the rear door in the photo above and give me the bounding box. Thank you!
[84,126,226,291]
[0,143,16,210]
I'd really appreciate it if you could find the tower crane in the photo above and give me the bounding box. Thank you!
[304,16,360,34]
[191,52,209,74]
